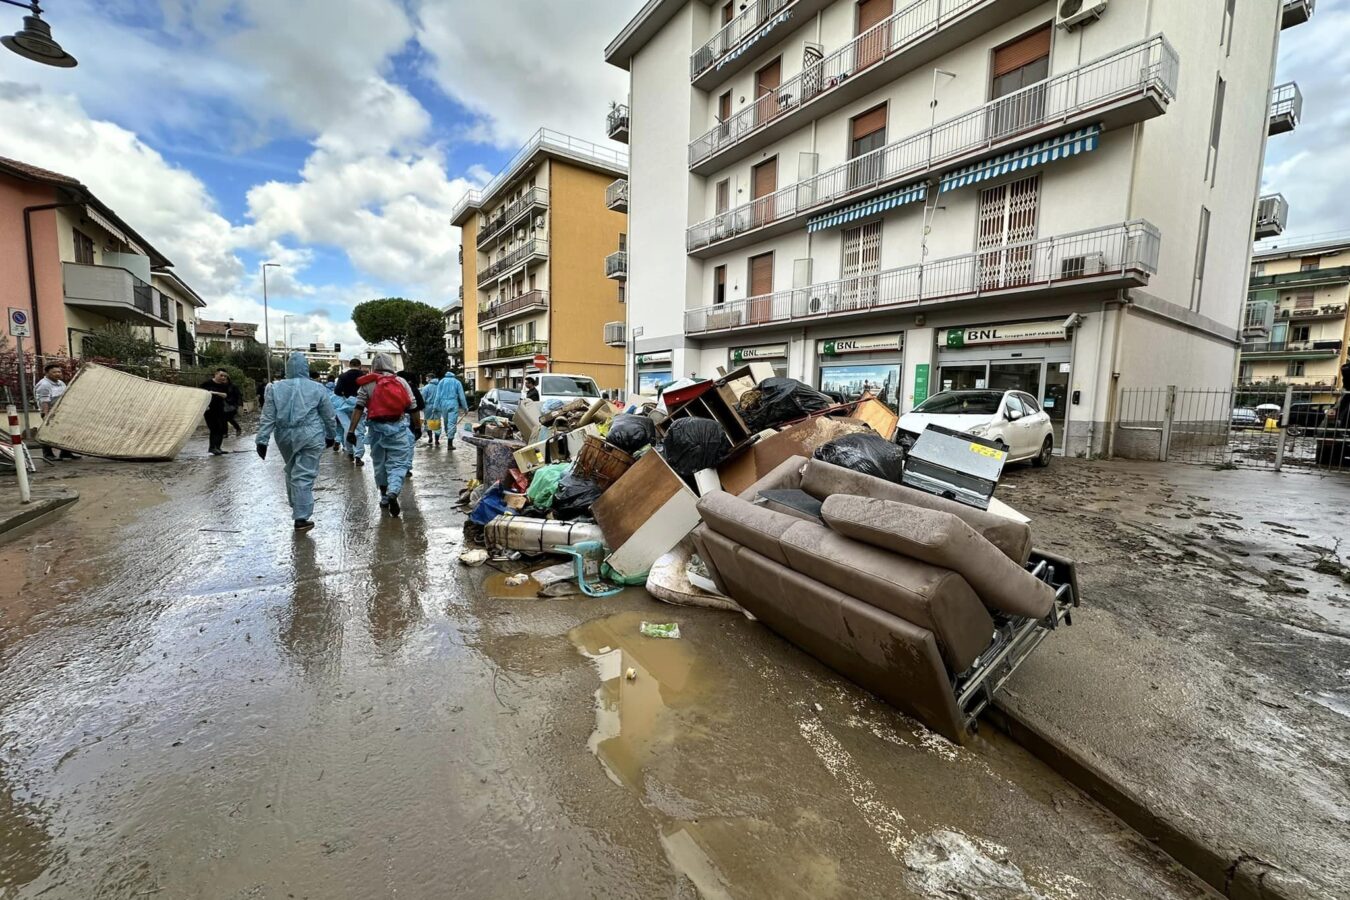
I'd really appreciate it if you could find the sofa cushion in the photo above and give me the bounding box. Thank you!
[821,495,1055,620]
[777,521,993,672]
[800,459,1032,564]
[696,490,799,566]
[737,454,808,501]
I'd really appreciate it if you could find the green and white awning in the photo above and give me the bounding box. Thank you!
[939,125,1102,193]
[807,182,928,233]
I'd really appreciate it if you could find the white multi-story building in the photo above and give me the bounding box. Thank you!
[606,0,1311,454]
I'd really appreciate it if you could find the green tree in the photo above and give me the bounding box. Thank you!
[226,340,269,373]
[404,307,450,380]
[82,323,160,366]
[352,298,442,357]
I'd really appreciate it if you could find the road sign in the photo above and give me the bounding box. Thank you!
[533,354,548,369]
[8,308,30,337]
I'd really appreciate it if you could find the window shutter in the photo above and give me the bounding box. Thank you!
[851,105,887,141]
[992,26,1051,79]
[857,0,892,33]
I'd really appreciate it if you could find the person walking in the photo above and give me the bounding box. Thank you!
[200,368,233,456]
[422,374,441,446]
[256,351,337,532]
[523,377,540,402]
[331,356,368,467]
[348,353,420,517]
[434,370,468,448]
[397,370,425,476]
[34,363,80,461]
[222,373,244,436]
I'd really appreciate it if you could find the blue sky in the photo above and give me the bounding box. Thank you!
[0,0,1342,351]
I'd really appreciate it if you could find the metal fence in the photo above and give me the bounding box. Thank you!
[1116,385,1349,473]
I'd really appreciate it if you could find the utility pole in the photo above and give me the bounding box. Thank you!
[261,262,280,382]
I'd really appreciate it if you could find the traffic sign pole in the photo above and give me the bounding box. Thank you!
[8,309,33,435]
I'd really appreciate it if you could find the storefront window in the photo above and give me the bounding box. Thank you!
[638,370,673,394]
[938,365,987,392]
[819,364,901,408]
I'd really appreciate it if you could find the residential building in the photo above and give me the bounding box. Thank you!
[451,129,629,393]
[361,348,405,373]
[0,156,204,361]
[1241,237,1349,402]
[606,0,1307,455]
[278,341,344,374]
[148,271,206,367]
[443,300,465,370]
[196,319,260,355]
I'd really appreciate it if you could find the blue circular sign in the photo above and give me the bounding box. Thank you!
[10,311,26,325]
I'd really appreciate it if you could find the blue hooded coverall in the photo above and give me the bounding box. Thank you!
[257,352,337,521]
[434,372,468,442]
[422,378,440,440]
[360,353,415,498]
[333,394,367,460]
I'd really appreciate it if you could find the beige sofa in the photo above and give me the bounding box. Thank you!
[691,456,1078,743]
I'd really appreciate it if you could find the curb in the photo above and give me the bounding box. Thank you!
[988,702,1300,900]
[0,489,79,544]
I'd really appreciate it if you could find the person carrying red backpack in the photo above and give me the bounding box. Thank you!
[347,353,421,517]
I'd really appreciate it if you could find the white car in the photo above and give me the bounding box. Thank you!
[897,389,1055,467]
[537,373,602,409]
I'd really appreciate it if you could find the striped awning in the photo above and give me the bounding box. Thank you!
[717,10,794,72]
[807,182,928,233]
[939,125,1103,193]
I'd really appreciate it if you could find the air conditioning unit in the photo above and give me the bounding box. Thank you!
[1056,0,1107,30]
[1061,252,1105,279]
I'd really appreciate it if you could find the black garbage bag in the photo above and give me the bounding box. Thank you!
[662,418,731,488]
[606,413,657,454]
[738,377,836,431]
[813,432,905,482]
[552,472,605,521]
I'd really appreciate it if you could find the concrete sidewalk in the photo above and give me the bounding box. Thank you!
[998,459,1348,900]
[0,477,78,543]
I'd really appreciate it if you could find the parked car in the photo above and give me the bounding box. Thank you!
[478,389,521,419]
[538,373,601,408]
[1287,402,1335,431]
[1231,407,1262,429]
[896,389,1055,466]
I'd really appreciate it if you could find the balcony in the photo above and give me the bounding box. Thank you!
[604,321,627,347]
[607,104,630,143]
[687,36,1178,257]
[606,178,629,213]
[605,250,628,281]
[684,220,1160,336]
[687,0,1044,173]
[1256,194,1289,240]
[1269,82,1302,136]
[1278,304,1347,321]
[477,187,549,249]
[63,262,171,327]
[1241,339,1342,358]
[479,340,548,364]
[690,0,832,90]
[478,239,549,287]
[1282,0,1314,29]
[1244,301,1274,337]
[478,291,549,327]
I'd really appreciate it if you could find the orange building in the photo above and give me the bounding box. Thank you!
[451,130,629,392]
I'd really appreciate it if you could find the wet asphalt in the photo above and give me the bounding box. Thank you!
[0,433,1217,900]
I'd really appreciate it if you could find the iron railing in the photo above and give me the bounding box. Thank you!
[687,36,1179,252]
[1277,304,1347,318]
[691,0,795,80]
[1269,82,1302,130]
[605,250,628,279]
[607,104,630,140]
[1256,194,1289,237]
[606,178,628,211]
[478,239,549,286]
[1282,0,1314,29]
[451,129,627,222]
[477,187,549,248]
[478,291,549,326]
[604,322,627,346]
[684,220,1160,335]
[479,340,548,363]
[1241,339,1342,354]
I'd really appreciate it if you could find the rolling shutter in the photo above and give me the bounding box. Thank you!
[992,26,1051,79]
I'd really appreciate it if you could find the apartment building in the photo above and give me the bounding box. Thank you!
[451,129,629,393]
[442,299,465,371]
[1241,237,1349,403]
[196,319,260,355]
[148,271,206,367]
[0,155,205,364]
[606,0,1311,454]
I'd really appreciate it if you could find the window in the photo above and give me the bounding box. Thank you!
[618,284,626,304]
[715,179,730,214]
[751,157,778,227]
[747,252,774,324]
[73,229,95,265]
[721,1,733,25]
[1017,392,1042,413]
[717,91,732,136]
[1294,293,1314,309]
[848,105,887,189]
[753,58,781,126]
[713,264,727,305]
[1192,206,1212,311]
[1287,360,1306,377]
[1300,258,1318,272]
[1238,362,1254,382]
[856,0,893,69]
[1223,0,1236,55]
[1291,324,1311,342]
[840,221,882,308]
[1252,262,1266,276]
[1003,394,1027,418]
[989,25,1051,135]
[1206,76,1226,186]
[618,232,627,251]
[977,175,1040,289]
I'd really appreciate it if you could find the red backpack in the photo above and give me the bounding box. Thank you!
[359,372,412,419]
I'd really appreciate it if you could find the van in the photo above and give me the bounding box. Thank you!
[537,373,602,409]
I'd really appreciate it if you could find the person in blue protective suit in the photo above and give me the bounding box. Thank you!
[421,375,441,446]
[347,353,421,517]
[331,357,368,467]
[433,370,468,449]
[256,351,338,532]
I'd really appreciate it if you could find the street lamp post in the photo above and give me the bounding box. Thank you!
[261,262,280,383]
[1,1,77,67]
[283,315,297,351]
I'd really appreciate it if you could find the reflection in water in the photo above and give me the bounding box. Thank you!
[0,761,60,891]
[276,537,343,681]
[365,518,429,659]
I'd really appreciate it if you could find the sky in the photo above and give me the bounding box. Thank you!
[0,1,1343,352]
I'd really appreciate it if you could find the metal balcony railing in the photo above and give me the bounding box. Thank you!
[1269,82,1302,135]
[1282,0,1314,29]
[478,291,549,326]
[684,221,1160,335]
[607,104,630,142]
[687,36,1179,253]
[1244,301,1275,333]
[63,262,171,326]
[1256,194,1289,239]
[605,250,628,280]
[478,239,549,286]
[479,340,548,363]
[604,322,627,347]
[1278,304,1347,319]
[1242,339,1342,354]
[452,129,627,222]
[477,187,549,248]
[691,0,795,80]
[690,0,1032,167]
[606,178,629,212]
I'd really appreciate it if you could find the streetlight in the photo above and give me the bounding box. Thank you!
[1,1,77,67]
[261,262,280,382]
[283,314,298,350]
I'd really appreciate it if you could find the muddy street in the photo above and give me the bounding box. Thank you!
[1,441,1221,899]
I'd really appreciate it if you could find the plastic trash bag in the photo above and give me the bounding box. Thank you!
[470,482,512,525]
[525,462,571,509]
[662,417,730,487]
[541,399,565,414]
[738,377,836,431]
[605,413,657,455]
[812,432,905,482]
[551,472,605,520]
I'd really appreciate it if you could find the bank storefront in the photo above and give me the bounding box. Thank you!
[933,319,1072,444]
[730,343,789,378]
[635,351,673,394]
[815,333,903,408]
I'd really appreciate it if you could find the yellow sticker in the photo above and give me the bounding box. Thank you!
[969,443,1005,460]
